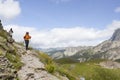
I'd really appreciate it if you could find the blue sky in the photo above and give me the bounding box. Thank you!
[4,0,120,29]
[1,0,120,48]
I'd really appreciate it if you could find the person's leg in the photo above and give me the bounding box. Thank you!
[27,40,29,50]
[25,40,29,50]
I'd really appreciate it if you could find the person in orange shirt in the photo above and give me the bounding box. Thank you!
[24,32,31,50]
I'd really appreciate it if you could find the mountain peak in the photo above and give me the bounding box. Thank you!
[110,28,120,41]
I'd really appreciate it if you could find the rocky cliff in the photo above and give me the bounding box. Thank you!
[110,28,120,41]
[93,28,120,60]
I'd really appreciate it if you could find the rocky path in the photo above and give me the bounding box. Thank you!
[18,50,60,80]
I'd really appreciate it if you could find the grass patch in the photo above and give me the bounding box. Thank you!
[56,59,120,80]
[37,52,55,73]
[92,68,120,80]
[0,50,3,56]
[6,52,23,70]
[38,52,53,64]
[55,58,78,64]
[0,30,8,39]
[45,64,55,73]
[37,51,77,79]
[56,66,76,80]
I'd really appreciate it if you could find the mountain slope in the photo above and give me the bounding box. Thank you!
[0,21,70,80]
[93,28,120,60]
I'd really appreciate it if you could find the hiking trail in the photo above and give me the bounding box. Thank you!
[18,50,60,80]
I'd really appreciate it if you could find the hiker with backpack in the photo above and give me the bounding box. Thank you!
[7,28,14,43]
[24,32,31,50]
[9,28,13,37]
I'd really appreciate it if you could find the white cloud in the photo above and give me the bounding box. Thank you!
[4,20,120,48]
[0,0,21,19]
[115,7,120,13]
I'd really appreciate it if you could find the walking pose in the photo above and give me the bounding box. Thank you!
[24,32,31,50]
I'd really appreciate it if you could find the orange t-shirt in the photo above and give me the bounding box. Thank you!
[24,34,31,40]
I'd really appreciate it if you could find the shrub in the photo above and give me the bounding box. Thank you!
[45,64,55,73]
[56,67,76,80]
[38,52,53,64]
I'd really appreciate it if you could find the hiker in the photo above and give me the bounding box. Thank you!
[9,28,13,37]
[24,32,31,50]
[7,28,14,43]
[0,20,3,29]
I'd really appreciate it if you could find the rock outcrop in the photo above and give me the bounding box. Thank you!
[110,28,120,41]
[100,61,120,69]
[0,56,17,80]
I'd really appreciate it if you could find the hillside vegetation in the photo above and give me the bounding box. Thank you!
[55,58,120,80]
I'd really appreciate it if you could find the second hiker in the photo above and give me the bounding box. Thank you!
[9,28,13,37]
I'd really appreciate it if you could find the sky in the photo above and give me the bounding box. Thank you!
[0,0,120,48]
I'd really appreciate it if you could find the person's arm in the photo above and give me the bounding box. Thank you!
[24,36,26,39]
[29,35,31,39]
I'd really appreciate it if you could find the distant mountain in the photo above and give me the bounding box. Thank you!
[44,46,92,60]
[44,28,120,62]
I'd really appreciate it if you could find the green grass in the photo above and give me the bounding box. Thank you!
[56,58,120,80]
[37,51,76,80]
[45,64,55,73]
[92,68,120,80]
[6,52,23,70]
[37,51,120,80]
[55,58,78,64]
[0,50,3,56]
[0,30,8,39]
[37,51,53,64]
[37,51,55,73]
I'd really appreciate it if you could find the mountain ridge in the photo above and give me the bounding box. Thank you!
[45,28,120,62]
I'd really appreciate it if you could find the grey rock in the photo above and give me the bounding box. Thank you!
[100,61,120,69]
[7,36,14,44]
[110,28,120,41]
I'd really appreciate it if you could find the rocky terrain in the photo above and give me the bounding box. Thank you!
[18,50,61,80]
[0,21,69,80]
